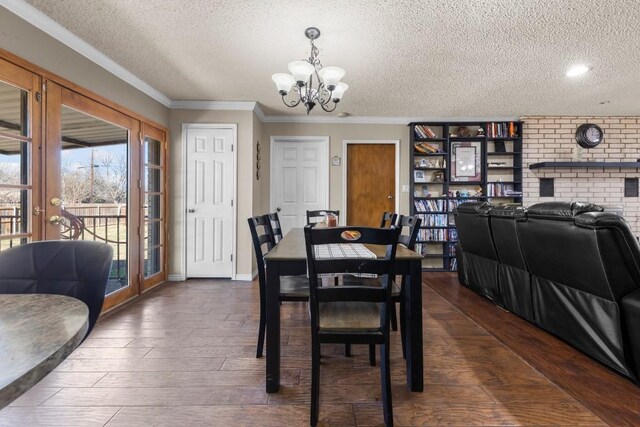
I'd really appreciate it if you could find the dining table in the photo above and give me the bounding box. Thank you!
[264,227,424,393]
[0,294,89,409]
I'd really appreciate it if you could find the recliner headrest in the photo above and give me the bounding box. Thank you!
[526,201,603,220]
[454,201,492,215]
[488,205,526,219]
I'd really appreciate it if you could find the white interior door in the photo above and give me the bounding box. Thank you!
[271,137,329,236]
[185,126,235,277]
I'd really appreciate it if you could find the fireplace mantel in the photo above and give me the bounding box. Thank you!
[529,161,640,169]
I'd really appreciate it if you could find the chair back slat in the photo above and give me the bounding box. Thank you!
[247,216,274,287]
[267,212,283,243]
[380,212,398,228]
[397,215,422,250]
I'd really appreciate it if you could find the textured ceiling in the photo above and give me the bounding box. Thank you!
[23,0,640,117]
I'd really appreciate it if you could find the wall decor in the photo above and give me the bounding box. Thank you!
[331,155,341,166]
[256,140,261,180]
[451,141,482,182]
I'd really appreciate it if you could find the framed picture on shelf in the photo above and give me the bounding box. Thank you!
[414,170,427,183]
[451,141,482,182]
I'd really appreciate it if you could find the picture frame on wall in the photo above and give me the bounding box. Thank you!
[451,141,482,182]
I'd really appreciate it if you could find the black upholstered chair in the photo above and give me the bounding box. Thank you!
[380,212,398,228]
[488,205,534,322]
[516,201,638,378]
[267,212,283,244]
[248,215,308,358]
[453,202,502,305]
[306,209,340,225]
[304,225,400,427]
[0,240,113,339]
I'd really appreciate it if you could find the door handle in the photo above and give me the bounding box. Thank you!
[187,209,195,213]
[387,195,393,199]
[49,215,62,225]
[276,207,281,212]
[33,206,45,216]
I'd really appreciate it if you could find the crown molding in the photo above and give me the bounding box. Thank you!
[1,0,172,107]
[170,100,259,111]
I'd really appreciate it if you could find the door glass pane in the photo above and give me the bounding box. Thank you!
[143,136,162,278]
[60,105,129,295]
[0,81,27,136]
[145,168,160,192]
[0,80,30,251]
[144,247,161,277]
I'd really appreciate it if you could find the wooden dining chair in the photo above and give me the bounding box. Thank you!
[304,225,400,427]
[344,215,421,358]
[393,215,421,356]
[248,215,309,358]
[306,209,340,225]
[0,240,113,340]
[267,212,283,244]
[380,212,398,228]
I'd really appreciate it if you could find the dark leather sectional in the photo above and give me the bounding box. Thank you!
[454,201,640,381]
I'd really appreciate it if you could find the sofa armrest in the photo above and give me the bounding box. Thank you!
[621,288,640,378]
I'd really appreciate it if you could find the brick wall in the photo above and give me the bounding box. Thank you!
[522,116,640,234]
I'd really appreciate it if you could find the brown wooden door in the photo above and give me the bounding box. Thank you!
[347,144,395,226]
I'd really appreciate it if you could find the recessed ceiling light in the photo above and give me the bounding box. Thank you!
[566,65,591,77]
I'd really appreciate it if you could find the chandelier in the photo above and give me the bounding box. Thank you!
[272,27,348,114]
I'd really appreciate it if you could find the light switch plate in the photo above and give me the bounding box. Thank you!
[402,185,409,193]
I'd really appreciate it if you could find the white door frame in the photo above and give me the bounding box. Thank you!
[269,135,330,225]
[342,140,400,224]
[181,123,238,280]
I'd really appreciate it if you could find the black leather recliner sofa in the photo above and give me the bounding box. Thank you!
[454,201,640,381]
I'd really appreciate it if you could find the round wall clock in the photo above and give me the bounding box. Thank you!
[575,123,604,148]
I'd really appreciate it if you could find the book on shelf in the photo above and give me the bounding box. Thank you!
[488,122,518,138]
[487,182,523,197]
[414,124,437,139]
[414,142,441,154]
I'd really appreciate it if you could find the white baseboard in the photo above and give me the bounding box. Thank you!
[234,273,254,281]
[167,274,183,282]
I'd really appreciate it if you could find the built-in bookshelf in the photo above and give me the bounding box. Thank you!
[410,121,523,271]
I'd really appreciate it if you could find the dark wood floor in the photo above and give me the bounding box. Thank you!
[1,273,638,426]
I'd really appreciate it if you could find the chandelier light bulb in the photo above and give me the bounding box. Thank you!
[272,73,296,95]
[288,61,315,85]
[331,82,348,101]
[318,67,345,91]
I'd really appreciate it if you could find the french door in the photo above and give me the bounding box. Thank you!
[0,52,168,313]
[0,58,41,249]
[45,82,141,310]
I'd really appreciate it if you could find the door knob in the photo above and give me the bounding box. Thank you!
[33,206,44,216]
[187,209,195,213]
[50,197,62,206]
[387,195,393,199]
[49,215,62,225]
